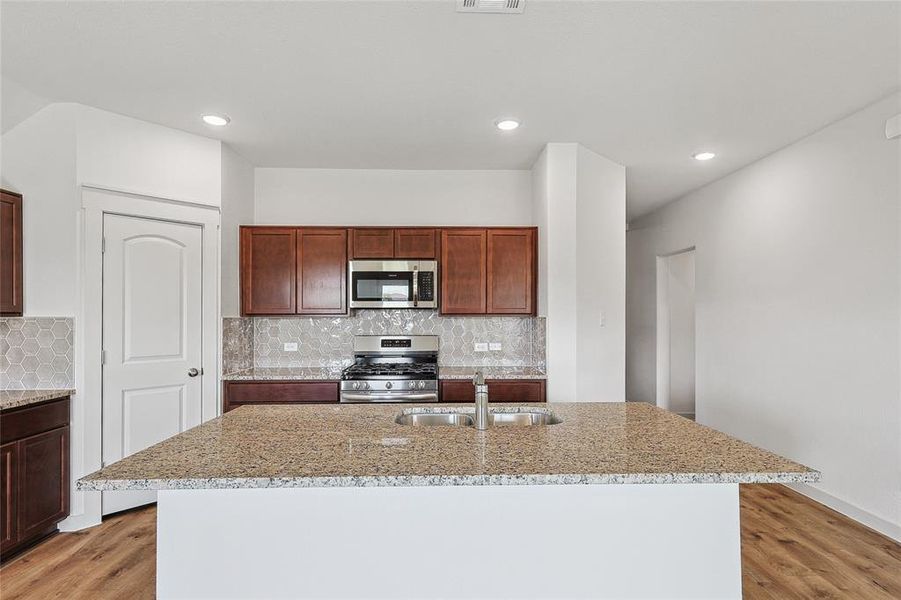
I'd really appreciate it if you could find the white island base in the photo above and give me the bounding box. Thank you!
[157,483,741,599]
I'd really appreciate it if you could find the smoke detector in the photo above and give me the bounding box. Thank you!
[457,0,524,14]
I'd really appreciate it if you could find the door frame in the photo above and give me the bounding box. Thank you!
[655,247,696,416]
[70,185,219,528]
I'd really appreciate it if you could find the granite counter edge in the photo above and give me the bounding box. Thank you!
[78,470,820,492]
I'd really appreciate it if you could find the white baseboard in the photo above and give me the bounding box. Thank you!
[58,512,102,532]
[785,483,901,542]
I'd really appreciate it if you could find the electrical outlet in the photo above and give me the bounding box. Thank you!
[474,342,489,352]
[283,342,299,352]
[489,342,502,351]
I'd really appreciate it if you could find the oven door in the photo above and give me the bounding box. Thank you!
[349,261,435,308]
[339,391,439,403]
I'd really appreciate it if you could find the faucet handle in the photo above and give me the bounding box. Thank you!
[473,370,486,386]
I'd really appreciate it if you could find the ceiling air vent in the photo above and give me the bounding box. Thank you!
[457,0,524,14]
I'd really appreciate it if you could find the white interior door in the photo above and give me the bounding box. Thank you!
[102,213,203,514]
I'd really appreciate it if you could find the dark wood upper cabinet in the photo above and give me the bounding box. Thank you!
[440,229,487,315]
[0,190,23,316]
[297,228,347,315]
[240,225,534,316]
[487,229,536,315]
[351,228,394,259]
[440,227,536,316]
[241,227,297,315]
[351,228,437,259]
[394,229,437,259]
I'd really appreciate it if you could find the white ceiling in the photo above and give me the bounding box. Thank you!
[2,1,898,219]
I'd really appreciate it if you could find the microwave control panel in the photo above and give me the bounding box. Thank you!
[418,271,435,302]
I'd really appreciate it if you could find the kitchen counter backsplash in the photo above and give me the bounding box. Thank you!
[0,317,75,390]
[222,311,545,374]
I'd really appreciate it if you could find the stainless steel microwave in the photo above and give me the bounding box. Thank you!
[348,260,438,309]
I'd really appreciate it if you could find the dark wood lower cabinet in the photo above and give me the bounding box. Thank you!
[439,379,546,403]
[223,381,339,412]
[0,396,70,562]
[0,442,16,555]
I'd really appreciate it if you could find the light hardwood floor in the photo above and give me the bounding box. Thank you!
[1,484,898,599]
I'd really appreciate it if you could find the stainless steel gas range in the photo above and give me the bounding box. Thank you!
[339,335,439,403]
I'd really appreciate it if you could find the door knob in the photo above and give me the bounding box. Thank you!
[188,368,200,377]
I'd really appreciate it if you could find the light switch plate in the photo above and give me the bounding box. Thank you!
[489,342,502,351]
[283,342,299,352]
[474,342,489,352]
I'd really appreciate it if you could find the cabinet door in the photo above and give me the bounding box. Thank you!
[17,427,69,543]
[487,229,536,315]
[241,227,297,315]
[0,190,23,316]
[440,229,487,314]
[351,229,394,258]
[297,229,348,315]
[395,229,437,259]
[440,380,545,403]
[0,441,16,554]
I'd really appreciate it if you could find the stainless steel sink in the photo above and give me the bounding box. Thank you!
[395,409,561,427]
[489,411,562,426]
[395,412,475,427]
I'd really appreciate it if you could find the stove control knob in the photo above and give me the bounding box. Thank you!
[363,382,370,390]
[385,381,393,390]
[416,381,425,390]
[352,382,361,390]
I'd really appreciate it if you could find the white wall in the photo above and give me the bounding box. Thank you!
[0,103,224,316]
[575,145,626,401]
[255,168,532,225]
[626,93,901,540]
[220,146,255,316]
[0,104,79,317]
[532,143,626,402]
[1,75,52,134]
[76,105,222,207]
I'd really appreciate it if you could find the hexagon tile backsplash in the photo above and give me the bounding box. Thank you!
[0,317,74,390]
[222,311,546,374]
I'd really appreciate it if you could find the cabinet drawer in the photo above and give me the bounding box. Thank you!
[439,380,545,403]
[224,381,339,411]
[1,398,70,443]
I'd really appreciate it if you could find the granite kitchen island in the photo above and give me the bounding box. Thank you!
[79,402,818,599]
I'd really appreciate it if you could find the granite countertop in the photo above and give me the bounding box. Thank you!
[439,366,546,380]
[78,402,818,491]
[222,366,546,381]
[222,367,345,381]
[0,389,74,411]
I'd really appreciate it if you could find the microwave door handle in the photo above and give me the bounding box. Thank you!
[412,265,419,307]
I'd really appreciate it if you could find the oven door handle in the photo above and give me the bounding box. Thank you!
[340,392,438,403]
[412,265,419,307]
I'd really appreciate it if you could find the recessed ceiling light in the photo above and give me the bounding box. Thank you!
[495,118,520,131]
[202,114,230,126]
[693,151,716,161]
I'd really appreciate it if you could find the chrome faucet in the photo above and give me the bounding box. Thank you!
[473,370,489,430]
